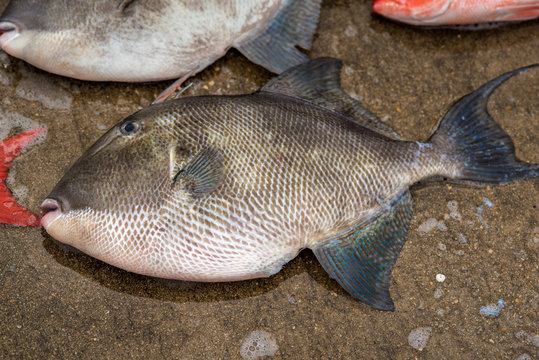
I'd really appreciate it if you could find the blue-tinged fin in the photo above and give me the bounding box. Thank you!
[234,0,321,74]
[429,64,539,184]
[259,58,401,139]
[312,190,413,311]
[173,147,224,198]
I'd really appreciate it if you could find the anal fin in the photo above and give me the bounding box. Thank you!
[234,0,321,74]
[312,190,413,311]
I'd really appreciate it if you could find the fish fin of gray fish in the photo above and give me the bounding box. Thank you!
[259,58,401,139]
[234,0,321,74]
[429,64,539,184]
[173,147,224,199]
[311,190,413,311]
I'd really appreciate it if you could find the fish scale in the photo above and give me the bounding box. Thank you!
[41,59,538,310]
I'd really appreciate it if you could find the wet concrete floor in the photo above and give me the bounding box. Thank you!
[0,0,537,359]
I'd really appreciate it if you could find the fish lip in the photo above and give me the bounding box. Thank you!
[0,21,20,48]
[39,198,63,228]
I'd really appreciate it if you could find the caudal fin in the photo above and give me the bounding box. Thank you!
[429,64,538,184]
[0,128,46,226]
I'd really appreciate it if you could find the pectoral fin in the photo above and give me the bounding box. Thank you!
[173,147,224,199]
[312,190,413,311]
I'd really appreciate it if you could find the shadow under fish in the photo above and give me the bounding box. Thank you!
[42,234,335,304]
[40,59,538,311]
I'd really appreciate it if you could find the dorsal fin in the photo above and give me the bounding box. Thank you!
[260,58,401,139]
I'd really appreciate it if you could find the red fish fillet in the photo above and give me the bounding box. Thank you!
[0,128,46,226]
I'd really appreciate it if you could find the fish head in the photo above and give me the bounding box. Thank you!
[372,0,452,25]
[0,0,175,82]
[40,107,184,274]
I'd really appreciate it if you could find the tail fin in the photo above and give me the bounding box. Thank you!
[429,64,538,184]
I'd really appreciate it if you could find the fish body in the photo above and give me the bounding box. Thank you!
[0,127,45,226]
[40,59,538,310]
[0,0,320,83]
[43,94,432,281]
[372,0,539,26]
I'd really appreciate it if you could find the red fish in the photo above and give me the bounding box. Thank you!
[372,0,539,26]
[0,127,46,226]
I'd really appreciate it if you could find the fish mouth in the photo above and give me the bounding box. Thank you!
[39,198,64,229]
[0,21,20,48]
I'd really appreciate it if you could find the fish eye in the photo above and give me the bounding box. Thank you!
[119,120,140,136]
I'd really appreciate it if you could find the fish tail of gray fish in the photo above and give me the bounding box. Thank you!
[312,63,537,312]
[234,0,321,74]
[429,63,539,185]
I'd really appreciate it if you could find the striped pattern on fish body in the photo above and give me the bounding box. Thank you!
[41,59,538,311]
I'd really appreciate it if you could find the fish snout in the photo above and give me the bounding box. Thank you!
[0,21,20,48]
[39,198,66,229]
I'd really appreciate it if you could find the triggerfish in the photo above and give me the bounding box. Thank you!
[0,0,321,102]
[0,127,46,227]
[40,59,538,310]
[372,0,539,27]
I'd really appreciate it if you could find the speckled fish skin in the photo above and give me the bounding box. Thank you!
[40,59,538,310]
[43,94,432,279]
[0,0,320,82]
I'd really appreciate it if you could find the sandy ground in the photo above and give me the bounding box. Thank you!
[0,0,537,359]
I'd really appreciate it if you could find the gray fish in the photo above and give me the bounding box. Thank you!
[0,0,320,101]
[40,59,538,311]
